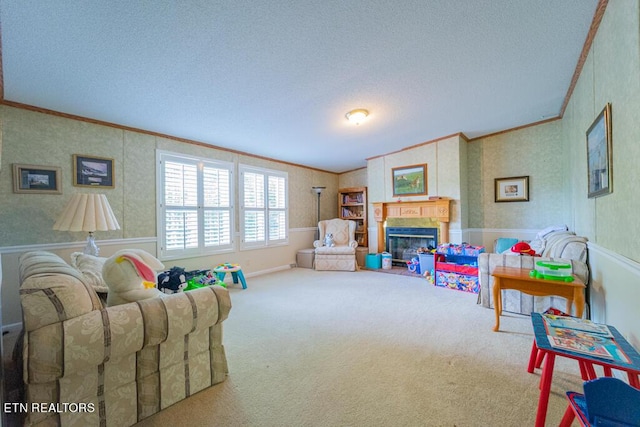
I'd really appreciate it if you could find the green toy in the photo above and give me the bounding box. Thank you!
[531,261,574,282]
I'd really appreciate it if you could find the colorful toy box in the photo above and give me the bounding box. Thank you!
[434,255,480,294]
[435,271,480,293]
[437,243,486,256]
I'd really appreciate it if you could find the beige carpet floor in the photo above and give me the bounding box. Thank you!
[133,268,584,427]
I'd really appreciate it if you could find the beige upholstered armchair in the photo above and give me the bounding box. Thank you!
[313,218,358,271]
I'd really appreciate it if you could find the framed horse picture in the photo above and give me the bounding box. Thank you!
[392,164,427,197]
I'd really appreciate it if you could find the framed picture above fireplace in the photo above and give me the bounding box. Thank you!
[392,164,427,197]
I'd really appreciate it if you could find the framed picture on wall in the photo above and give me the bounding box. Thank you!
[73,154,114,188]
[586,103,612,198]
[12,164,62,194]
[494,176,529,202]
[392,164,428,197]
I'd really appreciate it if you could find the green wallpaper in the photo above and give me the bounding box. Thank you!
[0,106,338,247]
[467,119,570,230]
[564,0,640,262]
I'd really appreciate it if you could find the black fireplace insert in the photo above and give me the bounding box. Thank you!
[385,227,438,265]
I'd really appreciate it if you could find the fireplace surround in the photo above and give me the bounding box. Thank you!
[372,199,451,253]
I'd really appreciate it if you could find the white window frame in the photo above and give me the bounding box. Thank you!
[156,150,234,260]
[239,164,289,250]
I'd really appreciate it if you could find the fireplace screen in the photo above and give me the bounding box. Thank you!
[386,227,438,264]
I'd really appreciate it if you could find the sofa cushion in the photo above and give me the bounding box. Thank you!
[495,238,519,254]
[71,252,109,293]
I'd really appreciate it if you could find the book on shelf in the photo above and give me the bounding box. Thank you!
[342,207,361,218]
[542,315,630,363]
[342,194,363,204]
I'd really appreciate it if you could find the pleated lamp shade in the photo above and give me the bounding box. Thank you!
[54,194,120,231]
[53,194,120,255]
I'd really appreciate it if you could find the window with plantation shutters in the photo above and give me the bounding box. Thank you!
[240,165,288,249]
[157,151,233,259]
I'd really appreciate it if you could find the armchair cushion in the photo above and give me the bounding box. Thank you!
[314,218,358,249]
[315,246,356,255]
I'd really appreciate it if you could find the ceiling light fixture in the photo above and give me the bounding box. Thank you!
[345,109,369,125]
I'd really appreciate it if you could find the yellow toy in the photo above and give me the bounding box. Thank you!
[103,249,166,306]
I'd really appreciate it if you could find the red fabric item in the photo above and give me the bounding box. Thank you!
[119,254,156,282]
[511,241,536,256]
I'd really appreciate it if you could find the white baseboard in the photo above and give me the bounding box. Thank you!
[243,264,292,278]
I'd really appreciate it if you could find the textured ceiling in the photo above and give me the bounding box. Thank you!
[1,1,599,173]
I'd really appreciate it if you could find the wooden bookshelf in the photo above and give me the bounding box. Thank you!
[338,187,367,247]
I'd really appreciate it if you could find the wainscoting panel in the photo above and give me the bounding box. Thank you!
[587,242,640,349]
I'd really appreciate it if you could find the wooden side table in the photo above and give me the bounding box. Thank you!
[491,266,585,332]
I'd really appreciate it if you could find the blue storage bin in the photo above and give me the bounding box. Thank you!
[365,253,381,269]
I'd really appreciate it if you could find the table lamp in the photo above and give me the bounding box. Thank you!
[53,193,120,256]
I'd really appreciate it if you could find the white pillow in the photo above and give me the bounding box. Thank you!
[70,252,109,293]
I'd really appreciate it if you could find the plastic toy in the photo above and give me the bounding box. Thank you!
[406,257,420,274]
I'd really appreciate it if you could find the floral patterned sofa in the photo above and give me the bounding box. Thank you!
[18,251,231,426]
[478,229,589,316]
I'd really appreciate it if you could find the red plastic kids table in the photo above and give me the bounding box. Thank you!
[528,312,640,427]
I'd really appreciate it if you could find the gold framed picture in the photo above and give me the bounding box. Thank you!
[586,103,612,198]
[12,164,62,194]
[495,176,529,202]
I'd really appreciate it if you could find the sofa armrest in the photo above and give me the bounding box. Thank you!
[24,286,231,383]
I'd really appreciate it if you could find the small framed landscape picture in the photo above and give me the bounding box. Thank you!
[495,176,529,202]
[73,155,114,188]
[586,103,612,198]
[12,164,62,194]
[392,164,428,197]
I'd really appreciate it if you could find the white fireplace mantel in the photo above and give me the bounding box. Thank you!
[372,199,451,253]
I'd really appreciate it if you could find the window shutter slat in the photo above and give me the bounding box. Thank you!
[239,165,288,248]
[159,152,233,257]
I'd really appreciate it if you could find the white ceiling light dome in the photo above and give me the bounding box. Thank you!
[345,109,369,125]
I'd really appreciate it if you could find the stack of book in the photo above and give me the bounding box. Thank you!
[543,314,630,363]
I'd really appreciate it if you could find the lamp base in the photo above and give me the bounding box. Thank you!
[84,232,99,256]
